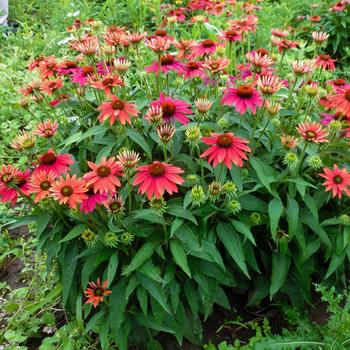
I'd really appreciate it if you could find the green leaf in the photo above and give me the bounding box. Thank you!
[170,218,183,237]
[217,223,250,278]
[270,252,291,299]
[167,206,197,225]
[76,294,84,331]
[37,212,50,236]
[250,156,276,194]
[304,194,318,221]
[286,195,299,237]
[106,252,119,287]
[325,252,346,278]
[268,197,283,241]
[170,240,191,277]
[231,220,256,245]
[62,242,78,305]
[127,128,152,159]
[122,242,158,276]
[136,273,171,314]
[59,224,86,243]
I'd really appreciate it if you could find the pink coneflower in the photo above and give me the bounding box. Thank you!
[146,37,172,53]
[51,174,88,209]
[320,165,350,199]
[71,66,95,86]
[292,60,315,75]
[195,98,213,113]
[222,84,263,115]
[297,122,329,143]
[113,58,131,74]
[201,132,251,169]
[219,29,241,42]
[20,81,41,96]
[330,1,347,12]
[328,79,348,91]
[84,157,123,194]
[230,15,258,34]
[329,87,350,116]
[312,31,329,44]
[39,56,59,80]
[104,30,129,47]
[97,95,139,126]
[127,32,147,45]
[28,170,56,203]
[315,54,336,71]
[144,105,163,124]
[40,79,64,95]
[203,57,230,74]
[34,149,73,176]
[181,61,206,80]
[257,76,284,95]
[320,112,343,125]
[49,93,70,107]
[133,161,184,199]
[246,51,274,71]
[270,28,290,38]
[0,165,23,205]
[73,37,99,56]
[88,74,124,94]
[145,54,184,75]
[28,56,46,71]
[174,40,195,59]
[80,186,108,213]
[84,278,111,308]
[190,39,222,58]
[151,93,192,124]
[157,124,176,144]
[116,150,140,172]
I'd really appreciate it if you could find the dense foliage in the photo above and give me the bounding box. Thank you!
[1,0,350,349]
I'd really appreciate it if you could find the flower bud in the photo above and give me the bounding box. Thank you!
[191,185,206,206]
[226,199,242,215]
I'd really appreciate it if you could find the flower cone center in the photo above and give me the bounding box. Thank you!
[344,89,350,101]
[202,39,214,47]
[97,166,111,177]
[333,175,343,184]
[306,131,316,139]
[40,181,51,190]
[236,85,254,98]
[161,102,176,118]
[161,55,175,65]
[41,153,57,165]
[61,185,73,197]
[111,99,125,110]
[149,163,166,177]
[217,134,233,147]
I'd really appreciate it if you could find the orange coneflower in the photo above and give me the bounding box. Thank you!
[28,171,56,203]
[296,122,329,143]
[320,165,350,199]
[50,174,88,209]
[84,278,111,308]
[33,120,59,138]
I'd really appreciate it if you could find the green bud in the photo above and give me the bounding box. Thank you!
[223,181,238,198]
[283,152,299,169]
[103,231,118,248]
[191,185,206,206]
[307,155,323,170]
[81,229,98,247]
[149,197,167,214]
[339,214,350,226]
[226,199,242,215]
[217,117,230,129]
[119,232,135,245]
[250,212,262,225]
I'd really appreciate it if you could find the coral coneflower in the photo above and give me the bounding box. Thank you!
[34,149,73,176]
[157,124,176,144]
[219,29,241,42]
[201,132,251,169]
[84,278,111,308]
[80,186,108,213]
[88,74,124,94]
[257,76,284,95]
[84,157,123,194]
[133,161,184,199]
[116,150,140,172]
[151,93,192,124]
[146,37,172,53]
[144,105,163,124]
[40,79,64,95]
[33,120,59,138]
[270,28,290,38]
[28,170,56,203]
[329,87,350,117]
[181,61,206,80]
[146,54,184,75]
[203,57,230,74]
[297,122,329,143]
[292,60,315,75]
[0,165,25,205]
[104,195,125,214]
[312,31,329,44]
[315,54,336,71]
[51,174,88,209]
[320,164,350,199]
[174,40,195,59]
[222,84,263,115]
[246,51,274,70]
[97,95,139,126]
[10,131,36,151]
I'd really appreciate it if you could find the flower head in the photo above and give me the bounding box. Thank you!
[181,61,206,80]
[28,171,56,203]
[312,31,329,44]
[10,131,36,151]
[88,74,124,94]
[315,54,336,71]
[201,132,251,169]
[116,150,140,172]
[157,124,176,144]
[190,39,222,58]
[97,95,139,126]
[320,165,350,199]
[50,174,88,209]
[80,186,108,213]
[151,93,192,124]
[40,79,64,95]
[297,122,329,143]
[0,165,27,205]
[104,195,125,215]
[34,149,74,176]
[133,161,184,199]
[146,54,184,75]
[221,84,263,115]
[84,157,123,194]
[84,278,111,308]
[33,120,59,138]
[257,76,284,95]
[329,87,350,116]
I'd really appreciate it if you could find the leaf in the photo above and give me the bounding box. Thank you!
[325,252,346,278]
[127,128,152,159]
[122,242,158,276]
[170,218,183,238]
[76,294,84,331]
[136,273,171,314]
[217,223,250,278]
[167,206,197,225]
[59,224,86,243]
[36,212,51,236]
[106,252,119,287]
[250,156,276,194]
[62,242,78,305]
[303,194,318,221]
[170,240,191,277]
[270,252,291,299]
[286,195,299,237]
[231,220,256,245]
[268,197,283,241]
